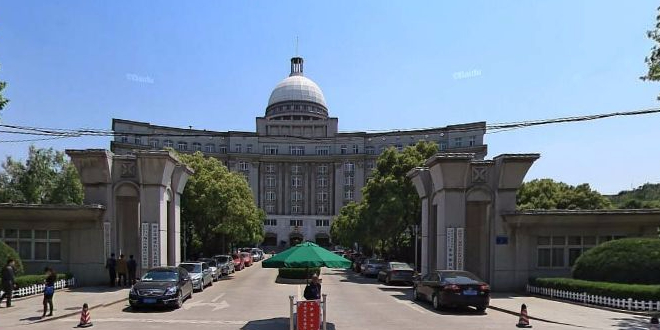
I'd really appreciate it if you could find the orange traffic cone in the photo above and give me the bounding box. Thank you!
[516,303,532,328]
[77,303,93,328]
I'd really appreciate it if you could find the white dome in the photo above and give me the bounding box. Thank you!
[267,75,327,108]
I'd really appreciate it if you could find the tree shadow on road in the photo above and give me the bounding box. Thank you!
[240,317,336,330]
[381,287,489,317]
[612,314,655,330]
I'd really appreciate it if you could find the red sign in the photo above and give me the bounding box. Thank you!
[297,300,321,330]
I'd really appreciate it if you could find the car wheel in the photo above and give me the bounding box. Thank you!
[476,305,487,313]
[200,280,205,292]
[175,291,183,309]
[385,276,391,285]
[412,287,419,301]
[432,294,440,310]
[209,278,213,286]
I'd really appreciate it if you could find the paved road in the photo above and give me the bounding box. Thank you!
[26,263,593,330]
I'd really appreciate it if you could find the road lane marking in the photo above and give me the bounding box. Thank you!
[212,292,226,302]
[57,318,246,325]
[394,298,428,314]
[183,299,230,311]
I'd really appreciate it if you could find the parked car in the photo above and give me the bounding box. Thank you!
[129,266,193,309]
[179,262,213,291]
[250,248,262,262]
[198,258,222,281]
[232,253,244,271]
[240,252,253,267]
[378,262,415,285]
[360,259,386,277]
[214,255,235,275]
[412,270,490,312]
[353,256,367,272]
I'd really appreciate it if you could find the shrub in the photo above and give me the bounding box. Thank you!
[14,273,70,288]
[278,268,320,279]
[530,277,660,301]
[0,241,23,276]
[572,238,660,284]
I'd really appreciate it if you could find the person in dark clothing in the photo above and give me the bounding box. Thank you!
[42,267,56,317]
[117,254,128,287]
[303,274,322,300]
[0,258,16,307]
[105,253,117,287]
[127,255,137,286]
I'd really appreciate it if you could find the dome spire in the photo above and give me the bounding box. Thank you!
[290,57,303,77]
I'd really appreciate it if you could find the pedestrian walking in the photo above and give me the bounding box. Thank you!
[127,255,137,285]
[0,258,16,307]
[105,253,117,287]
[42,267,56,317]
[117,254,128,287]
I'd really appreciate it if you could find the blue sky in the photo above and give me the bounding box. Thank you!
[1,1,659,194]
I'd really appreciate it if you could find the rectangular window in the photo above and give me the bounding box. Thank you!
[266,164,276,173]
[344,162,355,173]
[291,165,302,174]
[120,136,128,143]
[352,144,359,154]
[234,144,242,153]
[177,142,188,151]
[150,139,159,149]
[317,165,328,175]
[344,190,354,200]
[264,146,279,155]
[551,248,565,267]
[317,203,328,214]
[469,135,476,147]
[290,220,304,227]
[266,175,276,188]
[238,161,250,171]
[265,205,275,213]
[439,141,448,151]
[291,191,303,201]
[537,235,598,268]
[454,137,462,147]
[396,144,403,152]
[291,205,302,214]
[163,140,173,148]
[1,229,61,261]
[315,219,330,227]
[537,248,551,267]
[264,219,277,226]
[291,176,303,188]
[246,144,253,153]
[345,176,354,186]
[265,191,276,201]
[290,146,305,155]
[317,191,328,202]
[568,248,582,266]
[366,160,375,171]
[340,145,347,155]
[315,146,330,155]
[365,146,375,155]
[135,137,142,145]
[204,144,215,153]
[219,145,227,154]
[317,177,328,188]
[192,142,202,151]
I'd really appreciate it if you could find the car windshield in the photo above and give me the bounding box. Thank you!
[141,270,177,282]
[199,259,216,267]
[216,256,230,263]
[368,259,385,265]
[390,262,410,269]
[179,264,202,273]
[440,271,483,284]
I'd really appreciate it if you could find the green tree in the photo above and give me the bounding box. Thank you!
[178,152,264,258]
[333,141,437,259]
[517,179,612,210]
[609,183,660,209]
[641,6,660,99]
[0,146,83,204]
[0,64,8,116]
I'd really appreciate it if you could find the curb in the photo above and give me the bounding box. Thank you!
[527,293,659,317]
[35,296,128,324]
[487,305,585,328]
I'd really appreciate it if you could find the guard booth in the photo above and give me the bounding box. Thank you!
[289,294,327,330]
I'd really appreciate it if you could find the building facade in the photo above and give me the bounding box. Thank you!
[111,57,487,248]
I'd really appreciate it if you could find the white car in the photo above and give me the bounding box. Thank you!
[178,262,213,291]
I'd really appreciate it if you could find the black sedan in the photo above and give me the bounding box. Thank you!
[129,266,194,309]
[377,262,415,285]
[412,270,490,312]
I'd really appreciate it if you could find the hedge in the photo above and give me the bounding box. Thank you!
[572,238,660,284]
[531,278,660,301]
[278,268,320,279]
[15,273,71,288]
[0,241,23,276]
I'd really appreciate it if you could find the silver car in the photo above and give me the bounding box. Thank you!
[361,259,386,277]
[214,255,235,275]
[178,262,213,291]
[198,258,222,281]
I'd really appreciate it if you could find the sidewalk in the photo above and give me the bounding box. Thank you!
[489,293,654,329]
[0,286,128,328]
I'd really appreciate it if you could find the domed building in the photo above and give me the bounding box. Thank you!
[111,57,488,249]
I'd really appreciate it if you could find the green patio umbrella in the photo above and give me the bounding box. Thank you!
[262,242,352,269]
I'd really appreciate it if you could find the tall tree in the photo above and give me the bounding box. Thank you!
[516,179,612,210]
[641,6,660,99]
[0,64,8,115]
[0,146,83,204]
[178,152,264,258]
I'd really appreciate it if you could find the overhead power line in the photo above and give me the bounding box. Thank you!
[0,107,659,143]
